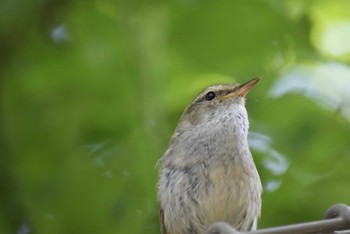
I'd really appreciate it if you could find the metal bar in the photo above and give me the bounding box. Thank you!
[207,204,350,234]
[249,217,345,234]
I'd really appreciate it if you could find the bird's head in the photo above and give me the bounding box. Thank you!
[175,78,260,133]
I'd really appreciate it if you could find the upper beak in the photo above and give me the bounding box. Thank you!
[220,78,260,101]
[236,78,260,97]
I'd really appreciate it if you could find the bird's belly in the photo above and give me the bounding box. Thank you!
[197,164,260,231]
[159,163,261,233]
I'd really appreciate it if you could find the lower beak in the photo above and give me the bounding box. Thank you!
[220,78,260,101]
[236,78,260,97]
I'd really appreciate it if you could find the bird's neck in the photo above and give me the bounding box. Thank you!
[165,106,252,167]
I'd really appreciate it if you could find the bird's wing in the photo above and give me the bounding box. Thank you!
[160,208,167,234]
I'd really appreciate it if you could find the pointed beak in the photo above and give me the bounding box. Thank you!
[236,78,260,97]
[220,78,260,101]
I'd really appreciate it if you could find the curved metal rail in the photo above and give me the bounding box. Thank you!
[208,204,350,234]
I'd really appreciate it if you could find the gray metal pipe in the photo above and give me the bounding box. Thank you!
[208,204,350,234]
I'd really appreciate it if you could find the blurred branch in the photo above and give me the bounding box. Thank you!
[208,204,350,234]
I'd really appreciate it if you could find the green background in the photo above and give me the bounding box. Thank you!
[1,0,350,233]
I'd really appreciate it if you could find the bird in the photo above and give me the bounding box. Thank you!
[157,78,262,234]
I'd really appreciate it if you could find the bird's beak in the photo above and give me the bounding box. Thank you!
[236,78,260,97]
[220,78,260,101]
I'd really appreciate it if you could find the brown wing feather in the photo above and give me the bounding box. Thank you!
[160,209,167,234]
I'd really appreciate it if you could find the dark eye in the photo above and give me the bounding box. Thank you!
[205,91,216,101]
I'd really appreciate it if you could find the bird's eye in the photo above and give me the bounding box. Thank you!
[205,91,216,101]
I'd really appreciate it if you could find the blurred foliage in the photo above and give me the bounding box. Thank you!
[1,0,350,233]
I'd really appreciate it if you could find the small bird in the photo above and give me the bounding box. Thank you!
[157,78,262,234]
